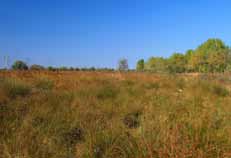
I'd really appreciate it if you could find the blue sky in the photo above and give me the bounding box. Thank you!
[1,0,231,68]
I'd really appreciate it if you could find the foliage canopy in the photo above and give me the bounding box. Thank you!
[138,38,231,73]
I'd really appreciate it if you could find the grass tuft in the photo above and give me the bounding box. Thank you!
[35,78,54,90]
[0,78,31,98]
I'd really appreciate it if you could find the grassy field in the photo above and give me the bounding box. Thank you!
[1,71,231,158]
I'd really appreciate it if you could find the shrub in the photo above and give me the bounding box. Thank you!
[12,60,28,70]
[75,67,80,71]
[47,66,57,71]
[30,64,45,70]
[59,66,68,71]
[89,67,96,71]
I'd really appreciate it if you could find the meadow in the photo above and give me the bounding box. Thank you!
[1,71,231,158]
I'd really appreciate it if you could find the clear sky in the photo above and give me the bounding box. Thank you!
[1,0,231,68]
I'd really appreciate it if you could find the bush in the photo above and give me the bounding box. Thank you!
[75,67,80,71]
[59,66,68,71]
[30,64,45,70]
[47,66,57,71]
[12,60,28,70]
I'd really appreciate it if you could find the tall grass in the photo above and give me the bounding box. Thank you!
[1,71,231,158]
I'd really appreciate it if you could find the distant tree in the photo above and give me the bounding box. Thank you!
[185,49,195,72]
[81,67,88,71]
[12,60,28,70]
[30,64,45,70]
[140,38,231,74]
[207,49,229,72]
[136,59,144,71]
[145,57,167,73]
[89,67,96,71]
[189,52,206,72]
[190,38,229,72]
[75,67,80,71]
[118,58,128,71]
[98,68,114,72]
[185,49,194,60]
[47,66,56,71]
[59,66,68,71]
[167,53,187,73]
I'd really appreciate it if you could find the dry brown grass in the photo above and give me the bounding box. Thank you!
[1,71,231,158]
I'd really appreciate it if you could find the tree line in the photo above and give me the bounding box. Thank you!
[8,61,115,72]
[136,38,231,73]
[7,58,129,72]
[4,38,231,73]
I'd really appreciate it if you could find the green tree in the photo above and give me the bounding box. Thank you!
[145,57,167,73]
[30,64,45,70]
[207,50,229,72]
[12,60,28,70]
[136,59,144,71]
[118,58,128,71]
[190,38,229,72]
[190,52,207,72]
[185,49,194,72]
[47,66,56,71]
[59,66,68,71]
[167,53,187,73]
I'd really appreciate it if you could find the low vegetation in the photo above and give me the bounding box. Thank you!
[1,71,231,158]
